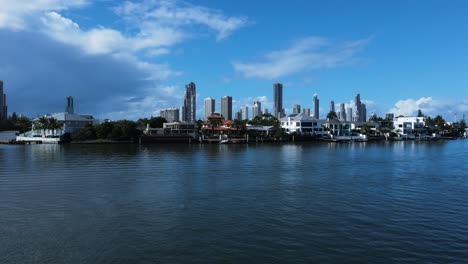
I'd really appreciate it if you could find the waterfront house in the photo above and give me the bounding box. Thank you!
[322,119,352,136]
[16,112,98,143]
[393,116,426,135]
[280,113,326,136]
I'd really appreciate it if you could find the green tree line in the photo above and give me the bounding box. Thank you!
[0,112,32,133]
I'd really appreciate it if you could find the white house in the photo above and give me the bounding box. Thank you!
[17,113,98,143]
[280,113,326,136]
[393,116,426,134]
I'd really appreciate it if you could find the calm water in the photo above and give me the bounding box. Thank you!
[1,141,468,263]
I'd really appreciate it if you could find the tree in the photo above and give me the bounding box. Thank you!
[326,111,338,120]
[47,117,61,136]
[74,124,97,141]
[15,116,32,133]
[460,119,467,130]
[35,116,49,135]
[149,117,167,128]
[433,115,446,131]
[95,122,114,139]
[109,120,140,141]
[361,124,370,135]
[417,109,424,117]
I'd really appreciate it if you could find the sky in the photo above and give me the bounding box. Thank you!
[1,0,467,121]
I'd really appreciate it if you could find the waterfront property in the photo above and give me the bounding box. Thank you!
[393,116,426,135]
[16,112,98,143]
[280,113,326,136]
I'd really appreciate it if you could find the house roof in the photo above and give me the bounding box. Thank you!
[35,112,96,122]
[280,113,320,122]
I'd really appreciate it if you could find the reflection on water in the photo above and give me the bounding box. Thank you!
[1,140,467,263]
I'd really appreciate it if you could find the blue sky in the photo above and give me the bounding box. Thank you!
[1,0,467,121]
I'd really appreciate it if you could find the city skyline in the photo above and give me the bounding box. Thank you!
[0,1,467,121]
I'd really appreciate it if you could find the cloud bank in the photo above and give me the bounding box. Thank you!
[0,0,248,119]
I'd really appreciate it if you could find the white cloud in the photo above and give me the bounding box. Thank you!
[114,0,250,41]
[233,36,371,79]
[0,0,88,30]
[389,97,468,119]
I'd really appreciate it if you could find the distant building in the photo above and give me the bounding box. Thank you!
[241,106,249,120]
[346,107,353,122]
[385,113,394,121]
[234,111,242,121]
[204,97,215,121]
[313,94,319,119]
[302,108,311,117]
[252,101,262,119]
[181,82,196,122]
[353,94,367,122]
[262,109,269,115]
[330,100,335,113]
[221,96,233,120]
[0,80,7,120]
[160,108,180,122]
[19,97,98,139]
[361,103,367,122]
[293,104,301,114]
[339,103,346,121]
[65,96,74,114]
[273,83,283,119]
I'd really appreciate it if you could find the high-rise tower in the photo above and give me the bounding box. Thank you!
[293,104,301,115]
[339,103,346,121]
[313,94,319,119]
[0,80,6,120]
[354,93,361,122]
[182,82,196,122]
[273,83,283,119]
[252,101,262,118]
[65,96,74,114]
[221,96,233,120]
[204,97,215,121]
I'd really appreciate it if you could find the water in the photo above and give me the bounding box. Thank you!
[1,141,468,263]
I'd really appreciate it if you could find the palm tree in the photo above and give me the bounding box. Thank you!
[35,116,49,136]
[47,117,61,136]
[326,111,338,120]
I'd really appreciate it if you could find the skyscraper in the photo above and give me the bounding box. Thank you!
[354,93,361,122]
[262,109,269,115]
[273,83,283,119]
[234,111,242,121]
[385,113,394,121]
[330,101,335,113]
[347,107,353,122]
[293,104,301,114]
[241,106,249,120]
[0,80,6,120]
[361,103,367,122]
[302,108,311,117]
[160,108,180,122]
[0,81,6,120]
[181,82,196,122]
[313,94,319,119]
[252,101,262,118]
[221,96,233,120]
[339,103,346,121]
[204,97,215,121]
[65,96,74,114]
